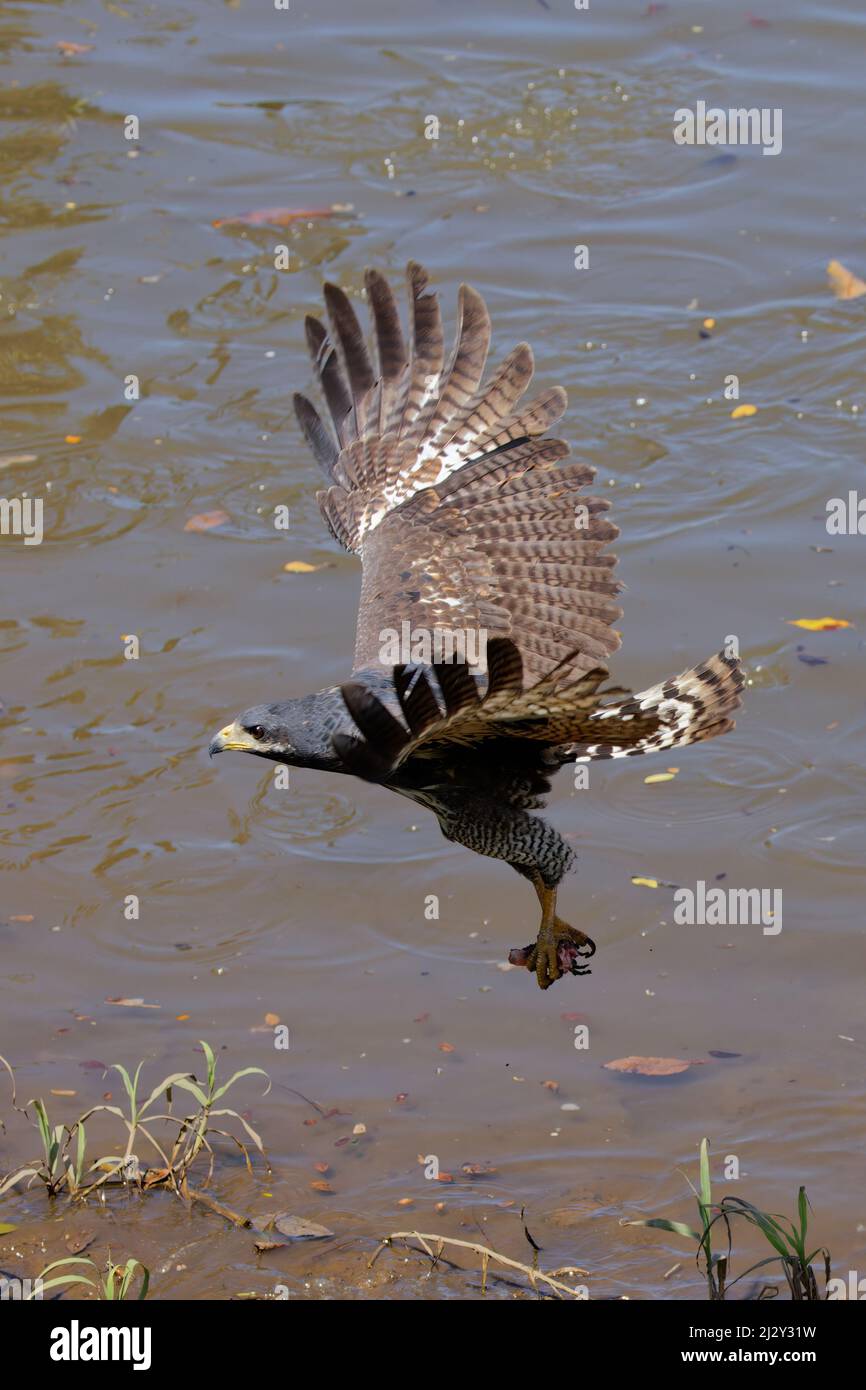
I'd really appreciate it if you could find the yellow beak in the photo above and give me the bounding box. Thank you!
[208,721,258,756]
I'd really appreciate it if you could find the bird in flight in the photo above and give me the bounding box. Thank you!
[209,263,743,989]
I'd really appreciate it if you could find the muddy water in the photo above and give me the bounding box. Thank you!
[1,0,865,1300]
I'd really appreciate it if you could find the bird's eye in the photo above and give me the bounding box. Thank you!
[247,724,267,741]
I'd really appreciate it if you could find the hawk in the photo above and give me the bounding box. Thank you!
[209,263,743,989]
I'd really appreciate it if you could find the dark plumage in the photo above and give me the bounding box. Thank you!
[209,263,744,988]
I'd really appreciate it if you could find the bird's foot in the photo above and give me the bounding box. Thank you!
[508,918,595,990]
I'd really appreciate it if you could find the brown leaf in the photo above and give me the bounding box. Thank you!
[313,1162,330,1174]
[64,1230,95,1254]
[310,1180,333,1193]
[212,206,336,229]
[0,454,37,469]
[56,40,94,55]
[438,1042,455,1053]
[264,1012,280,1026]
[105,997,160,1009]
[827,259,866,301]
[604,1055,705,1077]
[273,1213,333,1240]
[184,510,230,533]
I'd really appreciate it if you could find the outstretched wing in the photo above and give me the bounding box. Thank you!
[332,637,638,781]
[332,639,744,784]
[294,262,622,684]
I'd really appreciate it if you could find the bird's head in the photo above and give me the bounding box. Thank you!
[208,695,343,770]
[208,703,296,763]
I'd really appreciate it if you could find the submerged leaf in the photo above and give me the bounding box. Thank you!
[184,510,230,533]
[604,1056,705,1077]
[213,207,337,229]
[272,1213,334,1240]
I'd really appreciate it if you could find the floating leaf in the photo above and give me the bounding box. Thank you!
[0,1223,17,1235]
[283,560,322,573]
[708,1050,742,1059]
[184,510,230,533]
[50,1089,76,1097]
[730,404,757,419]
[437,1042,455,1053]
[787,617,851,632]
[631,876,660,889]
[105,997,160,1009]
[604,1056,705,1077]
[310,1180,333,1193]
[55,40,94,54]
[461,1162,497,1177]
[827,259,866,301]
[9,914,34,922]
[644,772,676,784]
[264,1012,280,1026]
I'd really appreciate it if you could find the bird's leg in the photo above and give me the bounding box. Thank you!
[509,872,595,990]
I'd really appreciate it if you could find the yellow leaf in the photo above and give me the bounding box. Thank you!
[644,772,676,784]
[65,434,81,444]
[631,876,660,889]
[827,259,866,301]
[702,317,716,329]
[787,617,852,632]
[730,404,757,419]
[283,560,320,573]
